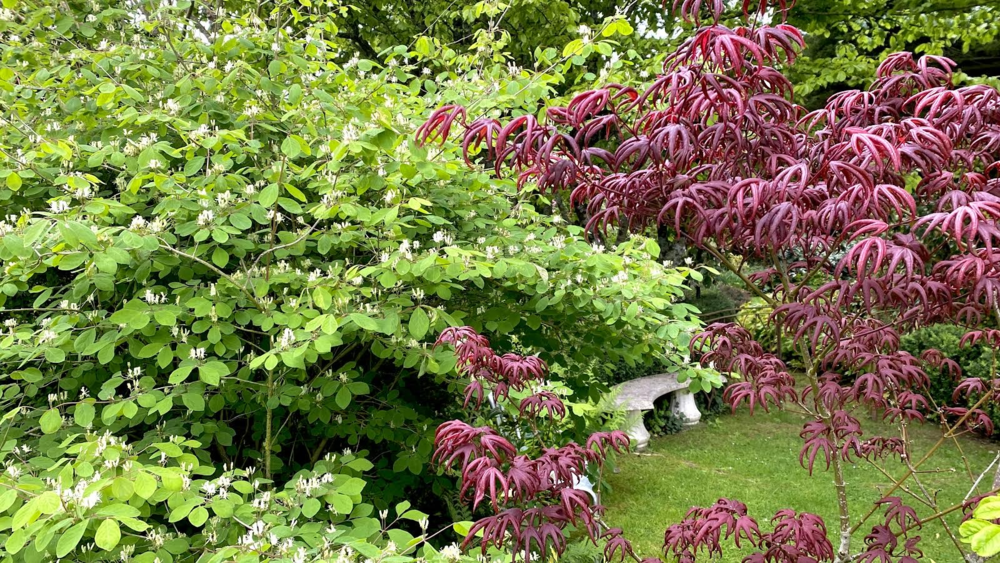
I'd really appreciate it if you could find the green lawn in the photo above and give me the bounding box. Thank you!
[603,409,1000,562]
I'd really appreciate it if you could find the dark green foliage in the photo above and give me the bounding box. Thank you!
[901,324,1000,431]
[605,357,675,386]
[644,396,685,437]
[685,283,751,325]
[696,386,727,419]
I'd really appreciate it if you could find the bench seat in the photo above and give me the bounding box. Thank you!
[613,373,702,450]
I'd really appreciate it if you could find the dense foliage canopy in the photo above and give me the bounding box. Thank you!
[317,0,1000,107]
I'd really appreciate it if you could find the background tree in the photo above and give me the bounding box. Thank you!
[788,0,1000,107]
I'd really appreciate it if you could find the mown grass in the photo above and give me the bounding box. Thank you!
[602,408,1000,562]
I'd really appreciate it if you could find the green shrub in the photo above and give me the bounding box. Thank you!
[0,0,703,560]
[684,283,752,325]
[901,324,1000,426]
[737,298,797,360]
[644,398,685,437]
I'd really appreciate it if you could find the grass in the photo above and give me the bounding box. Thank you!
[602,408,1000,562]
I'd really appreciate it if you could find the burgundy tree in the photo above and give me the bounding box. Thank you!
[421,0,1000,561]
[432,327,635,561]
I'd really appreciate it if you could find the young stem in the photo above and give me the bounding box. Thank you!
[265,368,274,480]
[830,451,852,562]
[798,340,852,562]
[898,414,968,558]
[851,388,995,534]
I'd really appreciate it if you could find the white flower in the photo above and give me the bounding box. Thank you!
[129,216,147,231]
[278,328,296,349]
[80,491,101,509]
[432,230,453,245]
[197,209,214,227]
[144,290,167,304]
[136,133,157,149]
[189,347,206,360]
[441,543,462,562]
[49,200,70,213]
[216,191,233,207]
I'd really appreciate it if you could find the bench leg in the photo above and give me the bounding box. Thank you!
[671,389,702,426]
[624,409,650,451]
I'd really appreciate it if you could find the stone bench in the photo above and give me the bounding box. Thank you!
[613,373,702,450]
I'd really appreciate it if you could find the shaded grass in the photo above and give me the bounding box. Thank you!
[603,409,1000,562]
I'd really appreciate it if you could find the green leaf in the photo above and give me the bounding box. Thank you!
[112,477,134,501]
[74,402,95,427]
[36,491,61,514]
[0,489,18,512]
[96,504,141,518]
[40,408,62,434]
[44,347,66,363]
[6,172,22,191]
[302,498,321,518]
[169,498,203,523]
[154,310,176,326]
[211,498,234,518]
[349,313,379,331]
[57,519,89,557]
[199,361,229,385]
[976,496,1000,520]
[212,246,229,267]
[11,503,37,530]
[230,214,252,230]
[259,184,279,207]
[189,506,209,527]
[281,136,300,159]
[5,530,26,554]
[408,307,430,340]
[971,522,1000,557]
[95,519,121,551]
[329,493,352,515]
[169,365,194,384]
[182,392,206,411]
[313,287,331,310]
[562,38,583,57]
[335,386,351,409]
[134,472,157,500]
